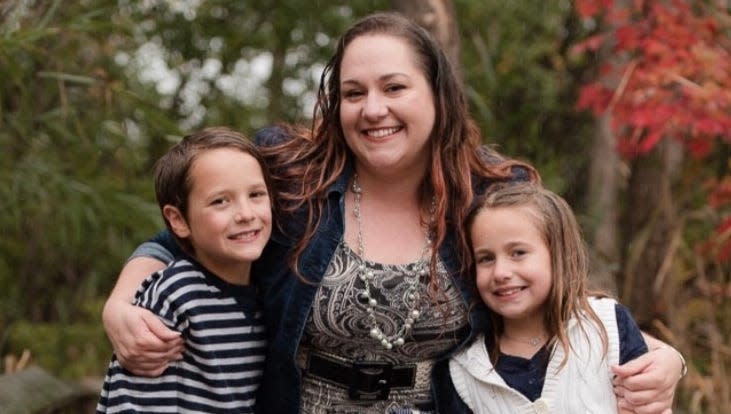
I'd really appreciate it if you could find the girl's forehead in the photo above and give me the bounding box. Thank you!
[477,203,540,222]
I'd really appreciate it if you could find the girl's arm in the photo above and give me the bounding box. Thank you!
[102,239,185,376]
[612,334,684,414]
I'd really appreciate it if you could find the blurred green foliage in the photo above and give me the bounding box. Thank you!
[6,299,111,379]
[457,0,594,197]
[0,0,165,331]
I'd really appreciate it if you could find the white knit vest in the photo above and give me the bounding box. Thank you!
[449,297,620,414]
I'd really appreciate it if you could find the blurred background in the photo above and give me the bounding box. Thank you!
[1,0,730,412]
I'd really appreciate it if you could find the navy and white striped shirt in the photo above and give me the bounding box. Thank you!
[97,259,267,413]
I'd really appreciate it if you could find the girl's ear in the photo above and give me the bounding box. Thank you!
[163,205,191,238]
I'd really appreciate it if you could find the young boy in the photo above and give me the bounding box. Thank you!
[96,127,272,413]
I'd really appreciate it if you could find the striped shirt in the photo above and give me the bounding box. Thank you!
[96,259,267,414]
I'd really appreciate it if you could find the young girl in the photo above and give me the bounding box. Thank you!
[448,183,649,413]
[97,127,272,413]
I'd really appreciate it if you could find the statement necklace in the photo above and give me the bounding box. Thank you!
[351,174,433,350]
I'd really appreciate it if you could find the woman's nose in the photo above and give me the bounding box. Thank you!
[362,92,388,120]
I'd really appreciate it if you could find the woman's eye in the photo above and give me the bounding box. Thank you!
[251,191,268,198]
[385,84,405,93]
[342,89,363,99]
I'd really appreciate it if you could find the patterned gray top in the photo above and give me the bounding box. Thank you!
[297,242,469,414]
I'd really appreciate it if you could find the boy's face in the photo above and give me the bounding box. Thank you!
[168,147,272,281]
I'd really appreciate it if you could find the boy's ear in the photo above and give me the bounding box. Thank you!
[162,205,191,238]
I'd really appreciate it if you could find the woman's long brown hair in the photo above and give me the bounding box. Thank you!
[261,13,539,300]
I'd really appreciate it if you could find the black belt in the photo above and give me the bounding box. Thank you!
[307,352,417,401]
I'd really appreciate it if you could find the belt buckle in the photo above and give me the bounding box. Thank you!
[348,361,393,401]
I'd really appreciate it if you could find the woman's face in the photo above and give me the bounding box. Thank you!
[338,34,436,178]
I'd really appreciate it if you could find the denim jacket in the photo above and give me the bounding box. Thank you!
[138,126,523,413]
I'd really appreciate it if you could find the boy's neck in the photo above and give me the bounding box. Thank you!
[194,256,252,286]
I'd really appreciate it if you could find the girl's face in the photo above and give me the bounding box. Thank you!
[470,205,552,327]
[338,34,436,179]
[165,148,272,282]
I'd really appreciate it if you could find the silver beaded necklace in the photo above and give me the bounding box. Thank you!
[351,174,434,350]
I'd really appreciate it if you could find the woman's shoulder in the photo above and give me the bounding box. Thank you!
[473,145,538,192]
[254,124,292,147]
[254,123,313,148]
[472,167,534,197]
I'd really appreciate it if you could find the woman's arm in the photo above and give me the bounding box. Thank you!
[612,334,684,414]
[618,406,636,414]
[102,252,184,376]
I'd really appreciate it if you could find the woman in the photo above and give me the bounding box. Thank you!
[103,12,682,413]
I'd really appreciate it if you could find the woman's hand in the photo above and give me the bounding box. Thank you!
[612,337,683,414]
[103,298,183,376]
[102,256,183,376]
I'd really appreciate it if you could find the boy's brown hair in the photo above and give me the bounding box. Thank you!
[153,126,272,255]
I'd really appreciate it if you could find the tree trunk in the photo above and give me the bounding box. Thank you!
[583,0,632,295]
[266,25,287,123]
[582,0,686,332]
[0,366,99,414]
[619,139,683,329]
[586,114,621,294]
[390,0,461,80]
